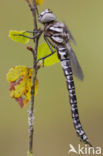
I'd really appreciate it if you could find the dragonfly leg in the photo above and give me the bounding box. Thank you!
[26,30,38,33]
[44,35,55,54]
[37,50,55,64]
[37,36,55,64]
[17,29,42,39]
[18,33,39,39]
[26,28,41,34]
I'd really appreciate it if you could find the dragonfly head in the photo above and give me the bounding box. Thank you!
[38,9,56,24]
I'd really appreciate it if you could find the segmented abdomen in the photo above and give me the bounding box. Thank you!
[57,46,92,146]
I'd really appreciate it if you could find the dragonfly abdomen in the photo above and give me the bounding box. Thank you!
[57,46,92,146]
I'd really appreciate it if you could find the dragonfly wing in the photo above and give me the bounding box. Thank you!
[66,43,84,80]
[65,25,76,45]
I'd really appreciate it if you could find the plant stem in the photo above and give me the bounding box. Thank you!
[26,0,39,155]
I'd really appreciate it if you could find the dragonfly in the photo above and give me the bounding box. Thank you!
[22,9,92,146]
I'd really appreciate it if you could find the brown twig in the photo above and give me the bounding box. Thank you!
[26,0,37,29]
[26,0,40,155]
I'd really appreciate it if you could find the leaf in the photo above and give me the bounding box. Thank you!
[9,30,30,44]
[36,0,44,5]
[7,66,39,108]
[30,0,44,5]
[37,43,59,66]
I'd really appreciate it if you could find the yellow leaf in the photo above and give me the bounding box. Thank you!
[30,0,44,5]
[43,52,59,66]
[36,0,44,5]
[9,30,30,44]
[37,43,59,66]
[7,65,39,107]
[14,80,25,98]
[7,66,28,82]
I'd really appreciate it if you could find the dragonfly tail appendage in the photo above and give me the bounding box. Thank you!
[57,46,92,147]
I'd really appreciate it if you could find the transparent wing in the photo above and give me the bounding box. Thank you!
[65,25,76,45]
[66,43,84,80]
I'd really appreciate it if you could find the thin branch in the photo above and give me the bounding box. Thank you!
[26,0,40,155]
[26,0,37,29]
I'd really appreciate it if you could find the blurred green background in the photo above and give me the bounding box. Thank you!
[0,0,103,155]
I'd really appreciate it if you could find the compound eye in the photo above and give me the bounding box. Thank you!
[38,9,56,23]
[38,14,42,21]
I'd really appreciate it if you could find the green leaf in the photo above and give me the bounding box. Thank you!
[37,43,59,66]
[9,30,30,44]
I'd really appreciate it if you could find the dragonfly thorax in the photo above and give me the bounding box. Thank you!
[38,9,56,24]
